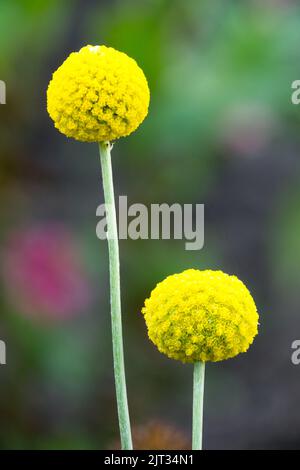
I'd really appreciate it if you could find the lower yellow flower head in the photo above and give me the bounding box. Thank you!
[142,269,259,363]
[47,45,150,142]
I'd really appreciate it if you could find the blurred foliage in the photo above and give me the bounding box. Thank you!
[0,0,300,450]
[0,0,69,72]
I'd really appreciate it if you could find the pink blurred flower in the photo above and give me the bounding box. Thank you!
[2,224,93,321]
[219,103,278,159]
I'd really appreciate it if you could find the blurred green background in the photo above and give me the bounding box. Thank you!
[1,0,300,450]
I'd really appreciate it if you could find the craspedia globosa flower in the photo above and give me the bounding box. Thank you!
[142,269,259,363]
[47,45,150,142]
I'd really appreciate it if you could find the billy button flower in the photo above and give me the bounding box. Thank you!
[47,45,150,450]
[47,45,149,142]
[142,269,259,449]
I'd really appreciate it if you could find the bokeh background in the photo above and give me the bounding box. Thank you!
[0,0,300,450]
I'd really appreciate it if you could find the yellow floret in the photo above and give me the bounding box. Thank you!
[141,269,259,363]
[47,45,150,142]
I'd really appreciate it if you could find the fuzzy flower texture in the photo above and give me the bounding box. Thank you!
[47,45,150,142]
[142,269,259,363]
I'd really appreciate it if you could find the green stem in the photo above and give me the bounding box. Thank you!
[98,141,132,450]
[192,361,205,450]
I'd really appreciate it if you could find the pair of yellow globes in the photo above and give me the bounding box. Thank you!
[47,45,259,363]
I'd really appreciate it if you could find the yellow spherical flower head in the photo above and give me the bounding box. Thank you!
[47,45,150,142]
[142,269,259,363]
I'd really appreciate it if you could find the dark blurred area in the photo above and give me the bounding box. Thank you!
[1,0,300,450]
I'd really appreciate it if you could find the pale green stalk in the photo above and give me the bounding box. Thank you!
[192,361,205,450]
[98,141,132,450]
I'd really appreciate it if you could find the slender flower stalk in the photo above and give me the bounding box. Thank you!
[99,141,132,450]
[192,361,205,450]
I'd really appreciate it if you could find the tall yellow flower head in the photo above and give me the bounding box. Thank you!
[142,269,259,363]
[47,45,150,142]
